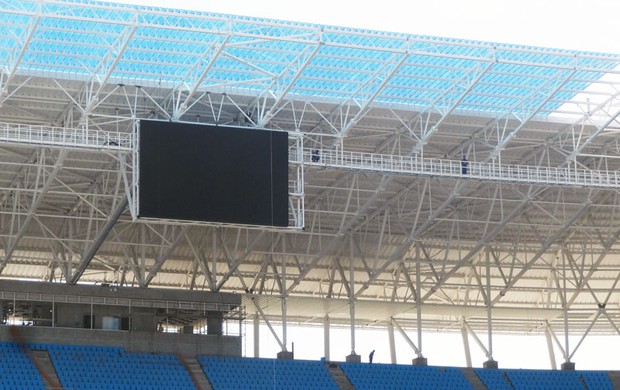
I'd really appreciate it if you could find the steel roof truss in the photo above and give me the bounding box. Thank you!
[0,4,40,105]
[486,69,578,162]
[215,230,265,291]
[421,191,535,304]
[69,195,128,284]
[184,231,216,292]
[143,225,188,286]
[339,52,410,137]
[255,42,322,128]
[81,22,138,121]
[566,227,620,306]
[493,198,594,304]
[419,61,494,147]
[172,35,231,121]
[0,148,66,274]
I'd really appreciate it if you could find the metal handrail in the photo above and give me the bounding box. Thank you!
[0,122,133,151]
[304,148,620,189]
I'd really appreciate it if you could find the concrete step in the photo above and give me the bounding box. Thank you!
[461,367,488,390]
[326,362,355,390]
[608,371,620,390]
[31,349,63,390]
[179,355,212,390]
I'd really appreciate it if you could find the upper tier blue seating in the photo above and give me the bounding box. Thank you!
[0,342,45,390]
[45,343,195,390]
[199,355,339,390]
[491,368,614,390]
[340,362,473,390]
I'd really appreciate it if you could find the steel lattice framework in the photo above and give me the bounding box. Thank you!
[2,0,620,365]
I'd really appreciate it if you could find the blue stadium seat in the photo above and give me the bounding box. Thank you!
[340,362,474,390]
[199,355,339,390]
[43,343,193,390]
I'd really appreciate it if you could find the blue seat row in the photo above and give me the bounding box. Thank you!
[200,355,339,390]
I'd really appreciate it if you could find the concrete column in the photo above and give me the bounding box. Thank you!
[206,311,223,335]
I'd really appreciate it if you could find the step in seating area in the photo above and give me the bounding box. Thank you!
[340,362,473,390]
[199,355,339,390]
[0,342,45,390]
[43,343,194,390]
[475,367,613,390]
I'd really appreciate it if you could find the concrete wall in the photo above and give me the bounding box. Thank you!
[0,279,241,308]
[0,326,241,357]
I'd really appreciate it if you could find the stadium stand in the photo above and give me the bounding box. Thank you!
[199,355,340,390]
[45,343,194,390]
[340,362,474,390]
[0,342,45,390]
[493,368,614,390]
[0,339,618,390]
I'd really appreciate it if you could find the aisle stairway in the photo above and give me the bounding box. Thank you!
[461,367,488,390]
[326,362,355,390]
[30,349,63,390]
[180,355,212,390]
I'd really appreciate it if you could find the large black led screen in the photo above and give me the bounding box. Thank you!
[139,120,288,227]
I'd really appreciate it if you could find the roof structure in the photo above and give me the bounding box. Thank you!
[2,0,620,364]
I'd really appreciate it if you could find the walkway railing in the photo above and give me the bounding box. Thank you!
[0,122,133,151]
[302,148,620,189]
[0,122,617,189]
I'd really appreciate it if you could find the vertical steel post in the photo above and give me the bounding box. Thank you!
[388,321,396,364]
[324,315,330,361]
[461,325,472,368]
[415,249,423,357]
[253,313,260,358]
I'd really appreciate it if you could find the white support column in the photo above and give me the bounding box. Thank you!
[387,321,396,364]
[281,240,288,355]
[484,248,497,368]
[323,315,330,361]
[561,251,575,370]
[545,325,557,370]
[281,297,288,352]
[251,298,285,353]
[391,317,425,365]
[346,237,360,363]
[349,299,356,356]
[253,313,260,358]
[461,325,472,368]
[415,251,423,359]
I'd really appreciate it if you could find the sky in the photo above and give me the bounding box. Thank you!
[113,0,620,370]
[112,0,620,53]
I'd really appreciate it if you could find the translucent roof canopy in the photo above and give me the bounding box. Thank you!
[1,0,620,119]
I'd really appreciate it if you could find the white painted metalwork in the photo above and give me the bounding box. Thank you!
[0,121,133,151]
[4,0,620,368]
[305,148,620,189]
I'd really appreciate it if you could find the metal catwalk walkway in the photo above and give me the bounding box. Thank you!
[0,122,617,189]
[303,148,620,189]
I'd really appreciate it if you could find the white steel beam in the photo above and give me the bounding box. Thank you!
[172,35,231,121]
[255,42,322,128]
[0,149,67,274]
[69,195,128,284]
[339,52,409,137]
[143,225,189,286]
[493,198,593,304]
